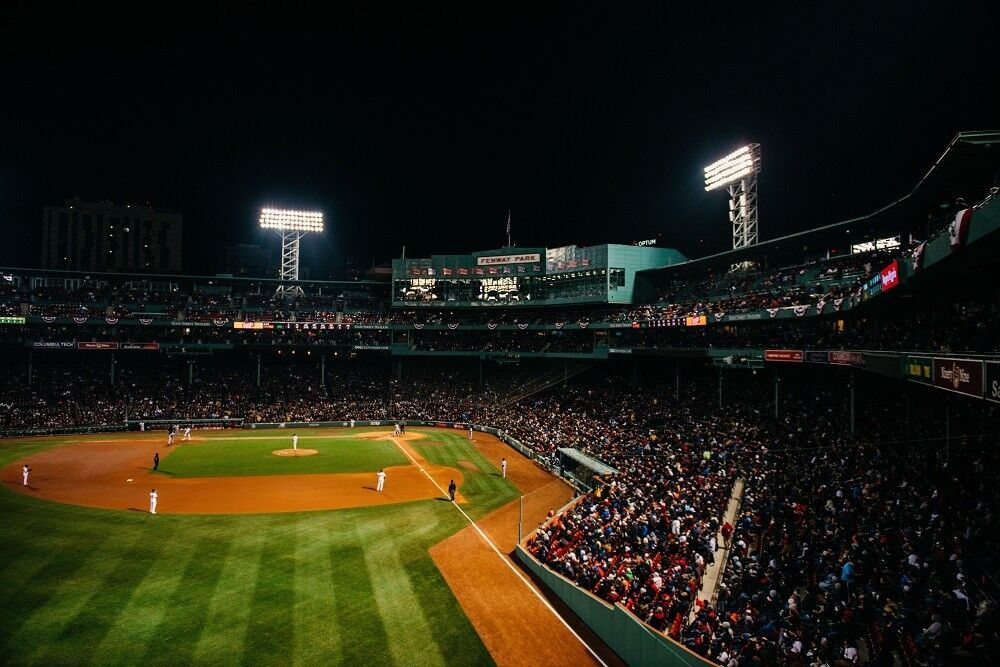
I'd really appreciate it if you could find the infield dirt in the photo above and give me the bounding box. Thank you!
[2,432,465,514]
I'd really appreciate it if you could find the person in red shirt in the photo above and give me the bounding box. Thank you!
[721,521,734,547]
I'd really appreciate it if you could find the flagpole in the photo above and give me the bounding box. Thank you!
[506,210,511,247]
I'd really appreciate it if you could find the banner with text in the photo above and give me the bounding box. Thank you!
[932,357,983,398]
[765,349,804,362]
[985,361,1000,404]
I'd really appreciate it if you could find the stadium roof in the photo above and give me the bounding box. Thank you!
[642,130,1000,277]
[557,448,618,476]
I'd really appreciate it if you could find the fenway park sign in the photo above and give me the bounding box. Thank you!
[476,253,540,266]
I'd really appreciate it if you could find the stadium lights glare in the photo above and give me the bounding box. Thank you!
[259,208,324,232]
[704,145,757,191]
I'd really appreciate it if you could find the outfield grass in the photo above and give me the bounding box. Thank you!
[0,430,521,666]
[158,432,407,478]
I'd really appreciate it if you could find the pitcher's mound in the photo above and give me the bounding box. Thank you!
[272,448,319,457]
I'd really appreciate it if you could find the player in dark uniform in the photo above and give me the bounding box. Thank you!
[448,479,457,501]
[153,451,159,471]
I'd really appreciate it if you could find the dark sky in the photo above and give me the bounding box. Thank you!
[1,3,996,278]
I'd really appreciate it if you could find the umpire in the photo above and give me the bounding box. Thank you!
[448,479,457,501]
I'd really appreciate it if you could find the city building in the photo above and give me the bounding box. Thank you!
[40,197,183,272]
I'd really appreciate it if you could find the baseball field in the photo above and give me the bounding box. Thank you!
[0,427,595,666]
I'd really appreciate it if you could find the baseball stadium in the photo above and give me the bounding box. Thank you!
[3,7,1000,667]
[2,131,1000,666]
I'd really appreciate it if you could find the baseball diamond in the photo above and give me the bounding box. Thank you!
[0,428,602,666]
[1,10,998,665]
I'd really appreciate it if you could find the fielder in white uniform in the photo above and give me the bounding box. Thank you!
[167,431,174,446]
[292,434,299,450]
[376,469,386,492]
[183,426,191,441]
[468,426,474,441]
[501,458,507,478]
[349,419,355,428]
[394,423,401,435]
[149,489,158,514]
[22,464,30,486]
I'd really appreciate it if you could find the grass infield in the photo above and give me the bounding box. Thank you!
[0,429,520,666]
[157,432,408,478]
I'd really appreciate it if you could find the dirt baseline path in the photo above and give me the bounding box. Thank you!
[430,434,617,667]
[1,434,464,514]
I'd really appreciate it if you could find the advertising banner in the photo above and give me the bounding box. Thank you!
[120,342,160,351]
[880,260,900,291]
[984,361,1000,404]
[685,315,707,326]
[78,342,119,350]
[907,356,933,384]
[31,341,74,349]
[804,350,830,364]
[933,357,984,398]
[764,349,804,362]
[830,351,863,366]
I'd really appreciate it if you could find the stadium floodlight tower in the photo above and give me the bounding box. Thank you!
[259,207,324,296]
[704,144,761,270]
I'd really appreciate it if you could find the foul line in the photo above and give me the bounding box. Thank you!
[391,438,608,667]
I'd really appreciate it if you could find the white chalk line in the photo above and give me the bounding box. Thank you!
[391,438,608,667]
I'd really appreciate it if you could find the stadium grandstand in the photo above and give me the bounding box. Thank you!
[1,132,999,665]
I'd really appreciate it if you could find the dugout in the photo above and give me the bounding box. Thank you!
[556,447,617,488]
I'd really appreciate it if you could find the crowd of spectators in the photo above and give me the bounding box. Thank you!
[0,357,997,664]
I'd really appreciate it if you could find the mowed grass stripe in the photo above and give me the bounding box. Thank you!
[363,516,446,667]
[0,530,120,657]
[50,523,177,662]
[292,515,340,664]
[329,540,390,664]
[399,550,496,667]
[191,522,269,666]
[130,535,230,666]
[89,530,201,666]
[19,521,172,665]
[241,515,298,666]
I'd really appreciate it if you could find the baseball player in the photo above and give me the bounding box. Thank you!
[376,469,386,492]
[153,452,159,472]
[139,421,145,432]
[183,426,192,441]
[149,489,158,514]
[22,464,30,486]
[448,479,457,501]
[349,419,355,428]
[292,433,299,450]
[167,430,174,446]
[394,422,401,436]
[468,426,474,441]
[501,457,507,478]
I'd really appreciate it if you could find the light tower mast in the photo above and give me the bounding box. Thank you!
[259,207,324,296]
[704,144,761,269]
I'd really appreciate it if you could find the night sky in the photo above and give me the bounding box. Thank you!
[1,4,996,278]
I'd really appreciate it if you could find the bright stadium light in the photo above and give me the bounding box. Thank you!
[259,207,324,295]
[703,144,761,267]
[259,208,324,232]
[704,146,756,191]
